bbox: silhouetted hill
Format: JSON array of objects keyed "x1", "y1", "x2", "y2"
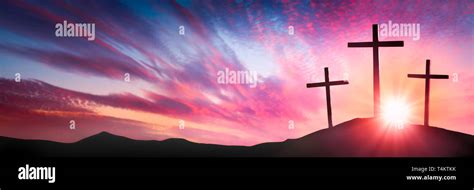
[
  {"x1": 1, "y1": 118, "x2": 473, "y2": 157},
  {"x1": 259, "y1": 118, "x2": 474, "y2": 157}
]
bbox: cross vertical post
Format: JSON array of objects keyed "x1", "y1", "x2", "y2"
[
  {"x1": 372, "y1": 25, "x2": 380, "y2": 119},
  {"x1": 324, "y1": 68, "x2": 333, "y2": 128},
  {"x1": 424, "y1": 60, "x2": 430, "y2": 127}
]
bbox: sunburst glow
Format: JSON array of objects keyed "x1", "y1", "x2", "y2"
[{"x1": 382, "y1": 98, "x2": 411, "y2": 129}]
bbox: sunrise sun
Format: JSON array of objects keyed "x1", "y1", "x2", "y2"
[{"x1": 382, "y1": 98, "x2": 411, "y2": 129}]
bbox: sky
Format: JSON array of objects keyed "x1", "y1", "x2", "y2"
[{"x1": 0, "y1": 0, "x2": 472, "y2": 146}]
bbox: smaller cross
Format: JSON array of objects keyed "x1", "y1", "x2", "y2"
[
  {"x1": 307, "y1": 67, "x2": 349, "y2": 128},
  {"x1": 407, "y1": 59, "x2": 449, "y2": 127}
]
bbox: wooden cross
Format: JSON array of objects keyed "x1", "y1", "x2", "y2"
[
  {"x1": 407, "y1": 59, "x2": 449, "y2": 127},
  {"x1": 307, "y1": 67, "x2": 349, "y2": 128},
  {"x1": 348, "y1": 24, "x2": 404, "y2": 117}
]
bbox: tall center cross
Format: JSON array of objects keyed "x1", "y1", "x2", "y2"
[{"x1": 348, "y1": 24, "x2": 404, "y2": 117}]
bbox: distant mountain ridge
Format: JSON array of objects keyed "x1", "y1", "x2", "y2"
[{"x1": 1, "y1": 118, "x2": 473, "y2": 157}]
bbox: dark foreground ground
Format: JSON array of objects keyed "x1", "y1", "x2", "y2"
[{"x1": 1, "y1": 118, "x2": 472, "y2": 189}]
